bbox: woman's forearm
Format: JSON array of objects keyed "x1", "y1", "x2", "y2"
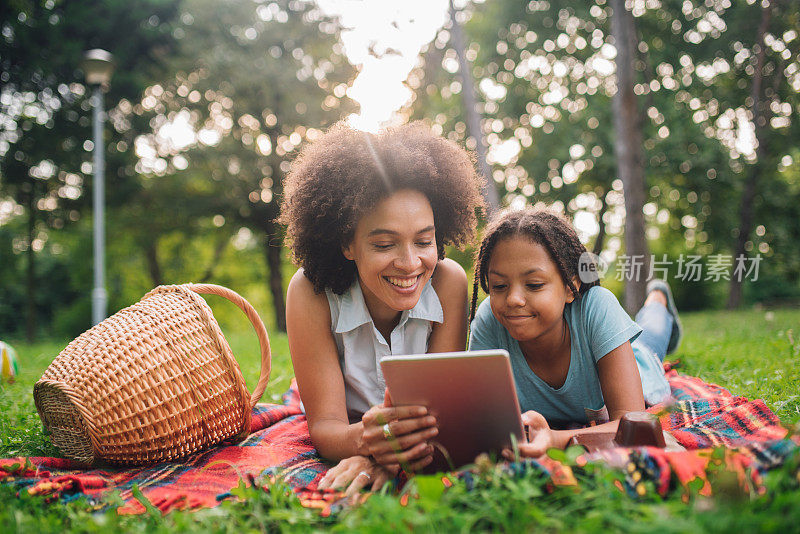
[{"x1": 309, "y1": 418, "x2": 369, "y2": 461}]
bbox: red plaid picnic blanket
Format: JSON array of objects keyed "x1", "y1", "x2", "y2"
[
  {"x1": 0, "y1": 382, "x2": 337, "y2": 514},
  {"x1": 2, "y1": 370, "x2": 797, "y2": 513},
  {"x1": 578, "y1": 369, "x2": 797, "y2": 498}
]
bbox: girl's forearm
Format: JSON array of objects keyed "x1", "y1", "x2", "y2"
[{"x1": 552, "y1": 419, "x2": 622, "y2": 449}]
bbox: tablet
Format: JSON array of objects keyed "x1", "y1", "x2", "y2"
[{"x1": 380, "y1": 350, "x2": 524, "y2": 471}]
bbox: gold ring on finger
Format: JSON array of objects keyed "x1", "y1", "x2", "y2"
[{"x1": 382, "y1": 422, "x2": 394, "y2": 440}]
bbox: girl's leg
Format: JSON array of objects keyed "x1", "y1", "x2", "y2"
[
  {"x1": 634, "y1": 279, "x2": 683, "y2": 360},
  {"x1": 631, "y1": 280, "x2": 682, "y2": 405},
  {"x1": 632, "y1": 343, "x2": 671, "y2": 405},
  {"x1": 634, "y1": 300, "x2": 673, "y2": 361}
]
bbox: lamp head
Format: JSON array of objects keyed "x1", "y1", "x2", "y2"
[{"x1": 81, "y1": 49, "x2": 114, "y2": 87}]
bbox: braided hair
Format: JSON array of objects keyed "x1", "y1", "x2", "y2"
[{"x1": 469, "y1": 208, "x2": 601, "y2": 323}]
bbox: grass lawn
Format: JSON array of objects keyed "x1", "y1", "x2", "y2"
[{"x1": 1, "y1": 307, "x2": 798, "y2": 532}]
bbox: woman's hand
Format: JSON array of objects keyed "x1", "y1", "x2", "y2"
[
  {"x1": 317, "y1": 455, "x2": 396, "y2": 496},
  {"x1": 360, "y1": 390, "x2": 437, "y2": 471},
  {"x1": 505, "y1": 410, "x2": 558, "y2": 459}
]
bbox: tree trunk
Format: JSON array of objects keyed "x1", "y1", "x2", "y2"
[
  {"x1": 144, "y1": 241, "x2": 163, "y2": 287},
  {"x1": 263, "y1": 127, "x2": 287, "y2": 333},
  {"x1": 263, "y1": 222, "x2": 286, "y2": 332},
  {"x1": 727, "y1": 3, "x2": 773, "y2": 309},
  {"x1": 199, "y1": 235, "x2": 228, "y2": 283},
  {"x1": 592, "y1": 190, "x2": 610, "y2": 256},
  {"x1": 449, "y1": 0, "x2": 500, "y2": 214},
  {"x1": 25, "y1": 187, "x2": 36, "y2": 342},
  {"x1": 611, "y1": 0, "x2": 650, "y2": 314}
]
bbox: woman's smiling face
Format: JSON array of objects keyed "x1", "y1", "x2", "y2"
[{"x1": 343, "y1": 189, "x2": 438, "y2": 319}]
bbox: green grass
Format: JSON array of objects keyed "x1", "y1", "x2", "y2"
[
  {"x1": 677, "y1": 308, "x2": 800, "y2": 426},
  {"x1": 1, "y1": 307, "x2": 799, "y2": 532}
]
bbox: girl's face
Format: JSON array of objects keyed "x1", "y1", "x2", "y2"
[
  {"x1": 343, "y1": 189, "x2": 438, "y2": 317},
  {"x1": 487, "y1": 236, "x2": 576, "y2": 344}
]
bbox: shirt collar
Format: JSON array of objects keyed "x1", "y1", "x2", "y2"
[
  {"x1": 334, "y1": 278, "x2": 444, "y2": 334},
  {"x1": 408, "y1": 278, "x2": 444, "y2": 324}
]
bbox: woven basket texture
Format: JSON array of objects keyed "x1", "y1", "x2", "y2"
[{"x1": 33, "y1": 284, "x2": 271, "y2": 466}]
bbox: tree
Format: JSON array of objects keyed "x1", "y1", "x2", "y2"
[
  {"x1": 404, "y1": 1, "x2": 642, "y2": 287},
  {"x1": 129, "y1": 0, "x2": 357, "y2": 331},
  {"x1": 405, "y1": 0, "x2": 800, "y2": 308},
  {"x1": 636, "y1": 0, "x2": 800, "y2": 306},
  {"x1": 0, "y1": 0, "x2": 181, "y2": 339},
  {"x1": 611, "y1": 0, "x2": 650, "y2": 312},
  {"x1": 448, "y1": 0, "x2": 500, "y2": 213}
]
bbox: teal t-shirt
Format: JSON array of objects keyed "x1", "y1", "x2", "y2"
[{"x1": 468, "y1": 286, "x2": 642, "y2": 426}]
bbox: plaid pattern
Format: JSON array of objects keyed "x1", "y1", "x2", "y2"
[
  {"x1": 581, "y1": 369, "x2": 796, "y2": 498},
  {"x1": 2, "y1": 370, "x2": 797, "y2": 513},
  {"x1": 1, "y1": 381, "x2": 335, "y2": 514}
]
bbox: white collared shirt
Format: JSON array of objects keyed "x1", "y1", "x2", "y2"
[{"x1": 325, "y1": 279, "x2": 444, "y2": 418}]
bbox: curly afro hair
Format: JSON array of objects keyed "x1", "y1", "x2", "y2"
[
  {"x1": 469, "y1": 207, "x2": 600, "y2": 322},
  {"x1": 279, "y1": 121, "x2": 486, "y2": 294}
]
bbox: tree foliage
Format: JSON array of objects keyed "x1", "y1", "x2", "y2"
[
  {"x1": 1, "y1": 0, "x2": 181, "y2": 338},
  {"x1": 3, "y1": 0, "x2": 800, "y2": 340},
  {"x1": 1, "y1": 0, "x2": 358, "y2": 337},
  {"x1": 125, "y1": 0, "x2": 357, "y2": 330},
  {"x1": 403, "y1": 0, "x2": 800, "y2": 307}
]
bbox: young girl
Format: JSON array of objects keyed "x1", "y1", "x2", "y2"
[
  {"x1": 469, "y1": 208, "x2": 681, "y2": 457},
  {"x1": 279, "y1": 122, "x2": 484, "y2": 492}
]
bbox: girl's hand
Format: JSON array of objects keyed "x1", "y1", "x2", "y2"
[
  {"x1": 360, "y1": 389, "x2": 437, "y2": 471},
  {"x1": 317, "y1": 455, "x2": 396, "y2": 496},
  {"x1": 504, "y1": 410, "x2": 556, "y2": 459}
]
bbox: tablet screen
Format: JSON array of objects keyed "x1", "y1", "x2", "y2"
[{"x1": 380, "y1": 350, "x2": 524, "y2": 471}]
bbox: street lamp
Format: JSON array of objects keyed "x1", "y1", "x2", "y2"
[{"x1": 81, "y1": 49, "x2": 114, "y2": 326}]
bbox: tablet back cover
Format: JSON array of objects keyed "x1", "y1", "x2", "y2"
[{"x1": 381, "y1": 351, "x2": 523, "y2": 470}]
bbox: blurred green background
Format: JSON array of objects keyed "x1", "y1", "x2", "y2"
[{"x1": 2, "y1": 0, "x2": 799, "y2": 345}]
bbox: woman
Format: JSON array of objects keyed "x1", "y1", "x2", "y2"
[{"x1": 279, "y1": 122, "x2": 485, "y2": 493}]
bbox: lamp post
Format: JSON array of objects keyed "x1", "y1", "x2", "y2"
[{"x1": 81, "y1": 49, "x2": 114, "y2": 326}]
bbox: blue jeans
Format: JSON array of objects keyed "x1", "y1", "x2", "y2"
[{"x1": 631, "y1": 303, "x2": 673, "y2": 405}]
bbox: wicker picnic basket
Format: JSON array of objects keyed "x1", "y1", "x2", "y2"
[{"x1": 33, "y1": 283, "x2": 271, "y2": 466}]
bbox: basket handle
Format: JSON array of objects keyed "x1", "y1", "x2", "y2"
[{"x1": 187, "y1": 283, "x2": 271, "y2": 409}]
